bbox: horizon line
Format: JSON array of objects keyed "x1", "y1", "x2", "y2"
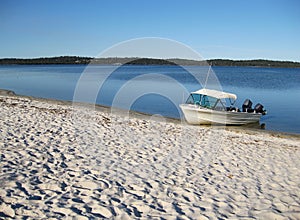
[{"x1": 0, "y1": 56, "x2": 299, "y2": 63}]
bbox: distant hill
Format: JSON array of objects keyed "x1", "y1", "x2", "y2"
[{"x1": 0, "y1": 56, "x2": 300, "y2": 68}]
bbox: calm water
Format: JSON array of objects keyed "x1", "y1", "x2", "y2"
[{"x1": 0, "y1": 65, "x2": 299, "y2": 134}]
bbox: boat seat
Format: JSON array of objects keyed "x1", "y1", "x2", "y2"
[
  {"x1": 245, "y1": 108, "x2": 254, "y2": 113},
  {"x1": 227, "y1": 106, "x2": 240, "y2": 112}
]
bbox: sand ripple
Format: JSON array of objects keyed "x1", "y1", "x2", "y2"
[{"x1": 0, "y1": 95, "x2": 299, "y2": 219}]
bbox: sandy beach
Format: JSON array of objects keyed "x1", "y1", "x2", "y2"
[{"x1": 0, "y1": 91, "x2": 299, "y2": 219}]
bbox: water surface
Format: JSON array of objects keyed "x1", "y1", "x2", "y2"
[{"x1": 0, "y1": 65, "x2": 299, "y2": 134}]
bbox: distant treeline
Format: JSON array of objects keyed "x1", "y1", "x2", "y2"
[
  {"x1": 207, "y1": 59, "x2": 300, "y2": 68},
  {"x1": 0, "y1": 56, "x2": 92, "y2": 65},
  {"x1": 1, "y1": 56, "x2": 300, "y2": 68}
]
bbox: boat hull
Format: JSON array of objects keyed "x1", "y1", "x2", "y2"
[{"x1": 180, "y1": 104, "x2": 262, "y2": 125}]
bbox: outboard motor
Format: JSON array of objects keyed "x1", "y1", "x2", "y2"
[
  {"x1": 242, "y1": 99, "x2": 253, "y2": 113},
  {"x1": 254, "y1": 103, "x2": 266, "y2": 115}
]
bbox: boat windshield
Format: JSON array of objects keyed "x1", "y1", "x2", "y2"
[{"x1": 186, "y1": 94, "x2": 220, "y2": 109}]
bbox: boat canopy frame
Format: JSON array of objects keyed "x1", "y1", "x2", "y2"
[
  {"x1": 191, "y1": 88, "x2": 237, "y2": 100},
  {"x1": 186, "y1": 88, "x2": 237, "y2": 110}
]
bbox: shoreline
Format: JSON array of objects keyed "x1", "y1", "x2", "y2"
[
  {"x1": 0, "y1": 88, "x2": 182, "y2": 124},
  {"x1": 0, "y1": 89, "x2": 299, "y2": 218},
  {"x1": 1, "y1": 88, "x2": 299, "y2": 138},
  {"x1": 1, "y1": 63, "x2": 300, "y2": 70}
]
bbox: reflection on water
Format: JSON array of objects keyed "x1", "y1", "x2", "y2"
[
  {"x1": 239, "y1": 122, "x2": 266, "y2": 130},
  {"x1": 0, "y1": 65, "x2": 299, "y2": 134}
]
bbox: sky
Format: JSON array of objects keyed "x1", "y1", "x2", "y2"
[{"x1": 0, "y1": 0, "x2": 299, "y2": 61}]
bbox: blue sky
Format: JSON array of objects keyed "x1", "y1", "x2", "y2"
[{"x1": 1, "y1": 0, "x2": 299, "y2": 61}]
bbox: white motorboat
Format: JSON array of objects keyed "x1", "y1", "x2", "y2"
[{"x1": 180, "y1": 88, "x2": 266, "y2": 125}]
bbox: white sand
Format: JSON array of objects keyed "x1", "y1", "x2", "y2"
[{"x1": 0, "y1": 94, "x2": 299, "y2": 219}]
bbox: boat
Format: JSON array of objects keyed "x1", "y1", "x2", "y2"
[{"x1": 179, "y1": 88, "x2": 266, "y2": 125}]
